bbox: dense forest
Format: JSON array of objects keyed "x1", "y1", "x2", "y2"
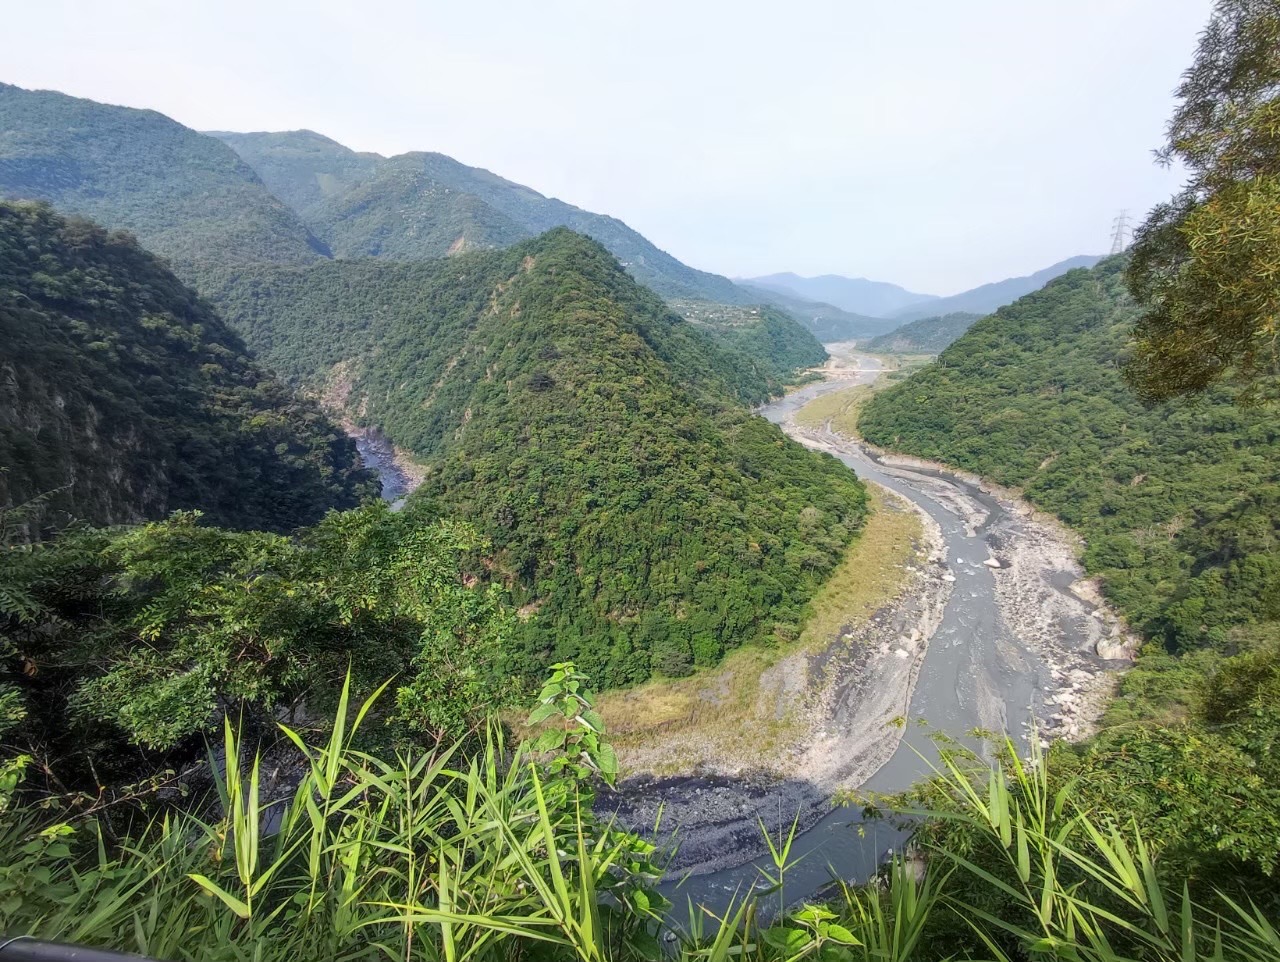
[
  {"x1": 214, "y1": 129, "x2": 758, "y2": 305},
  {"x1": 864, "y1": 311, "x2": 981, "y2": 354},
  {"x1": 0, "y1": 84, "x2": 327, "y2": 270},
  {"x1": 0, "y1": 201, "x2": 374, "y2": 535},
  {"x1": 675, "y1": 302, "x2": 828, "y2": 383},
  {"x1": 859, "y1": 255, "x2": 1280, "y2": 653},
  {"x1": 208, "y1": 229, "x2": 865, "y2": 687},
  {"x1": 3, "y1": 1, "x2": 1280, "y2": 956}
]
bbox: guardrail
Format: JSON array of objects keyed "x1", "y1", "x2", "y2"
[{"x1": 0, "y1": 937, "x2": 157, "y2": 962}]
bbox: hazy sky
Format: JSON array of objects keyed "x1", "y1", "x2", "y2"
[{"x1": 7, "y1": 0, "x2": 1213, "y2": 293}]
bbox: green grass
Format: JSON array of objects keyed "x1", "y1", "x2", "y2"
[{"x1": 594, "y1": 485, "x2": 922, "y2": 775}]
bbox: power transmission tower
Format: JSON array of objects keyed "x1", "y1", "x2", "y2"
[{"x1": 1109, "y1": 210, "x2": 1132, "y2": 255}]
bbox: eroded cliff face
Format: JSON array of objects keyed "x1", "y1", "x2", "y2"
[{"x1": 0, "y1": 201, "x2": 375, "y2": 539}]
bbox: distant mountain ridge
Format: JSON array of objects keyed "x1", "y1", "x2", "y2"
[
  {"x1": 886, "y1": 255, "x2": 1103, "y2": 321},
  {"x1": 0, "y1": 84, "x2": 778, "y2": 314},
  {"x1": 0, "y1": 83, "x2": 328, "y2": 270},
  {"x1": 733, "y1": 282, "x2": 896, "y2": 341},
  {"x1": 212, "y1": 129, "x2": 756, "y2": 305},
  {"x1": 741, "y1": 256, "x2": 1106, "y2": 333},
  {"x1": 739, "y1": 272, "x2": 937, "y2": 317}
]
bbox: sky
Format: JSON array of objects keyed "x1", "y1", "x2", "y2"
[{"x1": 6, "y1": 0, "x2": 1214, "y2": 294}]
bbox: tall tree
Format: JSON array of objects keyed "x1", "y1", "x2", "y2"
[{"x1": 1126, "y1": 0, "x2": 1280, "y2": 402}]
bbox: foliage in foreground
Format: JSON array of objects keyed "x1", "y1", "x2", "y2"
[
  {"x1": 0, "y1": 501, "x2": 511, "y2": 800},
  {"x1": 3, "y1": 657, "x2": 1280, "y2": 962},
  {"x1": 1125, "y1": 0, "x2": 1280, "y2": 402}
]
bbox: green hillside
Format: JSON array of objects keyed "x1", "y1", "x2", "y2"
[
  {"x1": 671, "y1": 300, "x2": 827, "y2": 383},
  {"x1": 864, "y1": 311, "x2": 982, "y2": 353},
  {"x1": 859, "y1": 256, "x2": 1280, "y2": 650},
  {"x1": 733, "y1": 282, "x2": 893, "y2": 340},
  {"x1": 0, "y1": 201, "x2": 375, "y2": 535},
  {"x1": 0, "y1": 84, "x2": 327, "y2": 269},
  {"x1": 208, "y1": 229, "x2": 866, "y2": 686},
  {"x1": 214, "y1": 129, "x2": 756, "y2": 304}
]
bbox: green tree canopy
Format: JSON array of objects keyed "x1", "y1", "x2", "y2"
[{"x1": 1126, "y1": 0, "x2": 1280, "y2": 402}]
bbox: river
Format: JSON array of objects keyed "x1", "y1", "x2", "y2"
[
  {"x1": 658, "y1": 349, "x2": 1117, "y2": 916},
  {"x1": 351, "y1": 352, "x2": 1119, "y2": 916}
]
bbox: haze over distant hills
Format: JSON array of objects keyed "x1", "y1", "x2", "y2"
[
  {"x1": 742, "y1": 255, "x2": 1105, "y2": 341},
  {"x1": 739, "y1": 272, "x2": 937, "y2": 318},
  {"x1": 212, "y1": 128, "x2": 755, "y2": 305},
  {"x1": 733, "y1": 282, "x2": 895, "y2": 341},
  {"x1": 885, "y1": 255, "x2": 1103, "y2": 322},
  {"x1": 0, "y1": 83, "x2": 768, "y2": 309},
  {"x1": 0, "y1": 83, "x2": 329, "y2": 270}
]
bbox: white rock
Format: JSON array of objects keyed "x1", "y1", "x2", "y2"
[{"x1": 983, "y1": 558, "x2": 1003, "y2": 569}]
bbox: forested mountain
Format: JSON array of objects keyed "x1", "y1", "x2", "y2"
[
  {"x1": 213, "y1": 129, "x2": 755, "y2": 305},
  {"x1": 0, "y1": 202, "x2": 375, "y2": 536},
  {"x1": 859, "y1": 255, "x2": 1280, "y2": 651},
  {"x1": 207, "y1": 229, "x2": 866, "y2": 686},
  {"x1": 741, "y1": 271, "x2": 937, "y2": 317},
  {"x1": 670, "y1": 301, "x2": 827, "y2": 384},
  {"x1": 885, "y1": 254, "x2": 1103, "y2": 322},
  {"x1": 0, "y1": 84, "x2": 327, "y2": 269},
  {"x1": 733, "y1": 282, "x2": 894, "y2": 340},
  {"x1": 864, "y1": 311, "x2": 982, "y2": 353}
]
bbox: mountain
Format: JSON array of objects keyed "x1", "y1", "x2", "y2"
[
  {"x1": 864, "y1": 312, "x2": 983, "y2": 354},
  {"x1": 212, "y1": 129, "x2": 756, "y2": 305},
  {"x1": 0, "y1": 84, "x2": 328, "y2": 270},
  {"x1": 886, "y1": 255, "x2": 1103, "y2": 322},
  {"x1": 0, "y1": 201, "x2": 375, "y2": 537},
  {"x1": 670, "y1": 301, "x2": 828, "y2": 385},
  {"x1": 739, "y1": 272, "x2": 938, "y2": 317},
  {"x1": 206, "y1": 229, "x2": 867, "y2": 687},
  {"x1": 734, "y1": 282, "x2": 896, "y2": 341},
  {"x1": 859, "y1": 255, "x2": 1280, "y2": 652}
]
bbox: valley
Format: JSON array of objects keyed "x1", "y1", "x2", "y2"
[
  {"x1": 4, "y1": 8, "x2": 1280, "y2": 955},
  {"x1": 337, "y1": 345, "x2": 1127, "y2": 899}
]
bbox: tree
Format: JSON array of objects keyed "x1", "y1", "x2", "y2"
[{"x1": 1125, "y1": 0, "x2": 1280, "y2": 402}]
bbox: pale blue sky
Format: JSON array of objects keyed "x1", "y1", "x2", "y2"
[{"x1": 7, "y1": 0, "x2": 1212, "y2": 293}]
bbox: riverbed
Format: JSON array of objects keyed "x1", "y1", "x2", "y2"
[{"x1": 650, "y1": 349, "x2": 1128, "y2": 915}]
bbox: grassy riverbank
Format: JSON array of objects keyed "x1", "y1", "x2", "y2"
[
  {"x1": 597, "y1": 484, "x2": 922, "y2": 776},
  {"x1": 794, "y1": 351, "x2": 931, "y2": 436}
]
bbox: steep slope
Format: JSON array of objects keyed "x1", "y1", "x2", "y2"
[
  {"x1": 214, "y1": 129, "x2": 755, "y2": 304},
  {"x1": 864, "y1": 312, "x2": 983, "y2": 354},
  {"x1": 886, "y1": 255, "x2": 1103, "y2": 322},
  {"x1": 740, "y1": 272, "x2": 937, "y2": 317},
  {"x1": 734, "y1": 282, "x2": 894, "y2": 340},
  {"x1": 859, "y1": 256, "x2": 1280, "y2": 651},
  {"x1": 0, "y1": 84, "x2": 328, "y2": 269},
  {"x1": 208, "y1": 229, "x2": 867, "y2": 686},
  {"x1": 0, "y1": 202, "x2": 375, "y2": 536},
  {"x1": 671, "y1": 301, "x2": 827, "y2": 383}
]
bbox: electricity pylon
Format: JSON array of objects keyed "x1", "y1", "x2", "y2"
[{"x1": 1109, "y1": 210, "x2": 1132, "y2": 255}]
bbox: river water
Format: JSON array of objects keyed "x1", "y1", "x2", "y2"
[
  {"x1": 662, "y1": 353, "x2": 1074, "y2": 915},
  {"x1": 351, "y1": 355, "x2": 1095, "y2": 917}
]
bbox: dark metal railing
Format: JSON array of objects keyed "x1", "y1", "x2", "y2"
[{"x1": 0, "y1": 937, "x2": 158, "y2": 962}]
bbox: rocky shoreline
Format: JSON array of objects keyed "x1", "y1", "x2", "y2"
[
  {"x1": 603, "y1": 370, "x2": 1134, "y2": 881},
  {"x1": 604, "y1": 485, "x2": 950, "y2": 875},
  {"x1": 346, "y1": 424, "x2": 426, "y2": 503}
]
